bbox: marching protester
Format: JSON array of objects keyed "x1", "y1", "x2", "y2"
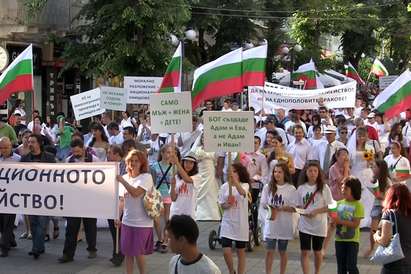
[
  {"x1": 88, "y1": 122, "x2": 110, "y2": 161},
  {"x1": 287, "y1": 125, "x2": 312, "y2": 187},
  {"x1": 267, "y1": 135, "x2": 295, "y2": 182},
  {"x1": 373, "y1": 183, "x2": 411, "y2": 274},
  {"x1": 116, "y1": 149, "x2": 154, "y2": 274},
  {"x1": 0, "y1": 114, "x2": 18, "y2": 146},
  {"x1": 331, "y1": 177, "x2": 364, "y2": 274},
  {"x1": 295, "y1": 161, "x2": 334, "y2": 274},
  {"x1": 363, "y1": 160, "x2": 391, "y2": 258},
  {"x1": 169, "y1": 153, "x2": 201, "y2": 219},
  {"x1": 218, "y1": 163, "x2": 250, "y2": 274},
  {"x1": 167, "y1": 215, "x2": 221, "y2": 274},
  {"x1": 20, "y1": 133, "x2": 56, "y2": 259},
  {"x1": 150, "y1": 144, "x2": 179, "y2": 253},
  {"x1": 0, "y1": 137, "x2": 20, "y2": 257},
  {"x1": 58, "y1": 139, "x2": 99, "y2": 263},
  {"x1": 260, "y1": 162, "x2": 296, "y2": 274}
]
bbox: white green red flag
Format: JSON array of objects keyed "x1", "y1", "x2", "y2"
[
  {"x1": 373, "y1": 69, "x2": 411, "y2": 119},
  {"x1": 371, "y1": 58, "x2": 389, "y2": 77},
  {"x1": 158, "y1": 42, "x2": 182, "y2": 93},
  {"x1": 242, "y1": 44, "x2": 267, "y2": 87},
  {"x1": 0, "y1": 44, "x2": 33, "y2": 105},
  {"x1": 345, "y1": 62, "x2": 365, "y2": 85},
  {"x1": 291, "y1": 59, "x2": 318, "y2": 89},
  {"x1": 192, "y1": 48, "x2": 243, "y2": 109}
]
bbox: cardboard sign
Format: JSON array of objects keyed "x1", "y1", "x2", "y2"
[
  {"x1": 0, "y1": 162, "x2": 118, "y2": 219},
  {"x1": 70, "y1": 88, "x2": 105, "y2": 121},
  {"x1": 203, "y1": 111, "x2": 254, "y2": 153},
  {"x1": 124, "y1": 76, "x2": 163, "y2": 104},
  {"x1": 100, "y1": 86, "x2": 127, "y2": 111},
  {"x1": 149, "y1": 92, "x2": 192, "y2": 134},
  {"x1": 379, "y1": 75, "x2": 399, "y2": 90}
]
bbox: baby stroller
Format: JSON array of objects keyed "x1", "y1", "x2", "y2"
[{"x1": 208, "y1": 183, "x2": 262, "y2": 252}]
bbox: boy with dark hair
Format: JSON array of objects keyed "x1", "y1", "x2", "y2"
[{"x1": 166, "y1": 215, "x2": 221, "y2": 274}]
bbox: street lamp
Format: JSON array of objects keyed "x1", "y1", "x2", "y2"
[
  {"x1": 279, "y1": 43, "x2": 302, "y2": 87},
  {"x1": 169, "y1": 29, "x2": 197, "y2": 90}
]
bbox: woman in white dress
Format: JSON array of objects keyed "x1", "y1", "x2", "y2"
[
  {"x1": 191, "y1": 134, "x2": 221, "y2": 221},
  {"x1": 347, "y1": 127, "x2": 381, "y2": 227}
]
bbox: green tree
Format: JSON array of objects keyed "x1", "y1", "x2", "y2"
[{"x1": 62, "y1": 0, "x2": 190, "y2": 78}]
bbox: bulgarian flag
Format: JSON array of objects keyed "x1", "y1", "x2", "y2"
[
  {"x1": 373, "y1": 69, "x2": 411, "y2": 119},
  {"x1": 345, "y1": 62, "x2": 365, "y2": 85},
  {"x1": 158, "y1": 42, "x2": 182, "y2": 93},
  {"x1": 291, "y1": 59, "x2": 318, "y2": 89},
  {"x1": 0, "y1": 45, "x2": 33, "y2": 105},
  {"x1": 192, "y1": 48, "x2": 243, "y2": 109},
  {"x1": 242, "y1": 44, "x2": 267, "y2": 87},
  {"x1": 367, "y1": 180, "x2": 383, "y2": 199},
  {"x1": 371, "y1": 58, "x2": 389, "y2": 77},
  {"x1": 328, "y1": 200, "x2": 338, "y2": 219}
]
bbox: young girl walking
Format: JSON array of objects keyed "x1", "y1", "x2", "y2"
[
  {"x1": 260, "y1": 162, "x2": 296, "y2": 274},
  {"x1": 295, "y1": 161, "x2": 334, "y2": 274},
  {"x1": 218, "y1": 163, "x2": 250, "y2": 274}
]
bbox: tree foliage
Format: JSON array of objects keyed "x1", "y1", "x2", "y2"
[{"x1": 62, "y1": 0, "x2": 190, "y2": 78}]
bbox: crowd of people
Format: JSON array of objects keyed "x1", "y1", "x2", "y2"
[{"x1": 0, "y1": 96, "x2": 411, "y2": 274}]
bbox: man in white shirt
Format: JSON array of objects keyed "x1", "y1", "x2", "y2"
[
  {"x1": 284, "y1": 110, "x2": 307, "y2": 134},
  {"x1": 167, "y1": 215, "x2": 221, "y2": 274},
  {"x1": 310, "y1": 125, "x2": 345, "y2": 177},
  {"x1": 287, "y1": 125, "x2": 312, "y2": 187},
  {"x1": 107, "y1": 122, "x2": 124, "y2": 145}
]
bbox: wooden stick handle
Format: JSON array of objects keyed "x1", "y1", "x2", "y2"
[
  {"x1": 115, "y1": 225, "x2": 119, "y2": 254},
  {"x1": 228, "y1": 152, "x2": 232, "y2": 196}
]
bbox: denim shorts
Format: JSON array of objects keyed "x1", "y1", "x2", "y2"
[{"x1": 265, "y1": 238, "x2": 289, "y2": 251}]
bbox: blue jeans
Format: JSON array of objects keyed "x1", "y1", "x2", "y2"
[
  {"x1": 335, "y1": 241, "x2": 359, "y2": 274},
  {"x1": 57, "y1": 146, "x2": 70, "y2": 161},
  {"x1": 29, "y1": 216, "x2": 49, "y2": 253}
]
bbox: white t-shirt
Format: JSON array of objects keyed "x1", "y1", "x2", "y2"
[
  {"x1": 170, "y1": 174, "x2": 201, "y2": 218},
  {"x1": 218, "y1": 182, "x2": 249, "y2": 241},
  {"x1": 169, "y1": 254, "x2": 221, "y2": 274},
  {"x1": 260, "y1": 183, "x2": 296, "y2": 240},
  {"x1": 119, "y1": 173, "x2": 154, "y2": 228},
  {"x1": 295, "y1": 183, "x2": 334, "y2": 237},
  {"x1": 384, "y1": 154, "x2": 410, "y2": 184}
]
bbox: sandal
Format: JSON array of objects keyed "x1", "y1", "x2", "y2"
[{"x1": 19, "y1": 232, "x2": 28, "y2": 239}]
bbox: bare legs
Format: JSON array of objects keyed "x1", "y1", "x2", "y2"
[
  {"x1": 265, "y1": 250, "x2": 288, "y2": 274},
  {"x1": 223, "y1": 247, "x2": 246, "y2": 274},
  {"x1": 125, "y1": 255, "x2": 146, "y2": 274}
]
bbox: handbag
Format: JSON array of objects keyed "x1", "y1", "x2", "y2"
[
  {"x1": 143, "y1": 186, "x2": 164, "y2": 219},
  {"x1": 370, "y1": 210, "x2": 405, "y2": 265}
]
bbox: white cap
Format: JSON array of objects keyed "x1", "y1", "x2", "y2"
[{"x1": 324, "y1": 125, "x2": 337, "y2": 134}]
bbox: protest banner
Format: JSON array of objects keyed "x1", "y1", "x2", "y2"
[
  {"x1": 0, "y1": 162, "x2": 118, "y2": 219},
  {"x1": 249, "y1": 81, "x2": 356, "y2": 111},
  {"x1": 124, "y1": 76, "x2": 163, "y2": 104},
  {"x1": 203, "y1": 111, "x2": 254, "y2": 153},
  {"x1": 70, "y1": 88, "x2": 105, "y2": 121},
  {"x1": 100, "y1": 86, "x2": 127, "y2": 111},
  {"x1": 379, "y1": 75, "x2": 399, "y2": 90},
  {"x1": 149, "y1": 92, "x2": 192, "y2": 134}
]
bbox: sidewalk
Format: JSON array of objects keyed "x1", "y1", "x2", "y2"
[{"x1": 0, "y1": 221, "x2": 381, "y2": 274}]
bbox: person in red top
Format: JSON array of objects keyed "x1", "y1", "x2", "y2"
[{"x1": 352, "y1": 118, "x2": 379, "y2": 141}]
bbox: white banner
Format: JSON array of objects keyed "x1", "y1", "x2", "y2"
[
  {"x1": 100, "y1": 86, "x2": 127, "y2": 111},
  {"x1": 149, "y1": 92, "x2": 192, "y2": 134},
  {"x1": 124, "y1": 76, "x2": 163, "y2": 104},
  {"x1": 0, "y1": 162, "x2": 118, "y2": 219},
  {"x1": 249, "y1": 81, "x2": 356, "y2": 112},
  {"x1": 70, "y1": 88, "x2": 105, "y2": 121},
  {"x1": 203, "y1": 111, "x2": 254, "y2": 153}
]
